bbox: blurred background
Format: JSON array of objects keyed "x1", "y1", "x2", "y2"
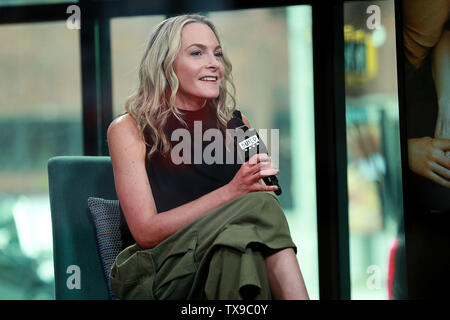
[
  {"x1": 0, "y1": 0, "x2": 406, "y2": 300},
  {"x1": 343, "y1": 0, "x2": 406, "y2": 299}
]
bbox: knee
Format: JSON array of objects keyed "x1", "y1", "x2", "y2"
[{"x1": 243, "y1": 191, "x2": 279, "y2": 206}]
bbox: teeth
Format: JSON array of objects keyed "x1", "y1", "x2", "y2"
[{"x1": 200, "y1": 77, "x2": 216, "y2": 81}]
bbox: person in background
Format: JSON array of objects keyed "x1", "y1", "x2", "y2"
[
  {"x1": 400, "y1": 0, "x2": 450, "y2": 299},
  {"x1": 404, "y1": 0, "x2": 450, "y2": 187}
]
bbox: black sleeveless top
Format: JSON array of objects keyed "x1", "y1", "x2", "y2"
[{"x1": 120, "y1": 104, "x2": 242, "y2": 248}]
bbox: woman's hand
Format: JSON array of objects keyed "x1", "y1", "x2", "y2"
[
  {"x1": 225, "y1": 153, "x2": 280, "y2": 199},
  {"x1": 408, "y1": 137, "x2": 450, "y2": 188}
]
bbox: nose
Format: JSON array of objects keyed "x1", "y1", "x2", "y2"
[{"x1": 207, "y1": 52, "x2": 220, "y2": 69}]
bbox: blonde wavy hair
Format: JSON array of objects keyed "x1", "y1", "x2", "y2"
[{"x1": 125, "y1": 14, "x2": 236, "y2": 160}]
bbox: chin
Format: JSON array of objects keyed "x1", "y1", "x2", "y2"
[{"x1": 200, "y1": 91, "x2": 220, "y2": 99}]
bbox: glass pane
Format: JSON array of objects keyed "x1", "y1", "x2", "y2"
[
  {"x1": 0, "y1": 21, "x2": 82, "y2": 299},
  {"x1": 210, "y1": 6, "x2": 318, "y2": 299},
  {"x1": 111, "y1": 15, "x2": 166, "y2": 117},
  {"x1": 343, "y1": 0, "x2": 407, "y2": 299},
  {"x1": 0, "y1": 0, "x2": 77, "y2": 6}
]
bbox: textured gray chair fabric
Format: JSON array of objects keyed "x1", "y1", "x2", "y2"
[{"x1": 87, "y1": 197, "x2": 122, "y2": 299}]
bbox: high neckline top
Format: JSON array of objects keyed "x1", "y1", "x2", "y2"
[{"x1": 120, "y1": 104, "x2": 242, "y2": 248}]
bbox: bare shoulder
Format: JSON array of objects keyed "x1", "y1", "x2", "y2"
[
  {"x1": 108, "y1": 114, "x2": 144, "y2": 142},
  {"x1": 107, "y1": 113, "x2": 146, "y2": 157}
]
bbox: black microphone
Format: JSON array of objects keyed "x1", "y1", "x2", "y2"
[{"x1": 227, "y1": 115, "x2": 282, "y2": 196}]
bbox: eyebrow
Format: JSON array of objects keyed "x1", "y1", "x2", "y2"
[{"x1": 186, "y1": 43, "x2": 222, "y2": 50}]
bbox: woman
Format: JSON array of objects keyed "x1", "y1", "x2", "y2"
[{"x1": 107, "y1": 14, "x2": 309, "y2": 300}]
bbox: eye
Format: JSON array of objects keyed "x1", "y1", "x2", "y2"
[
  {"x1": 190, "y1": 51, "x2": 201, "y2": 56},
  {"x1": 215, "y1": 52, "x2": 223, "y2": 57}
]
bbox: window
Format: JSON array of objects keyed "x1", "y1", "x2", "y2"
[
  {"x1": 111, "y1": 15, "x2": 166, "y2": 117},
  {"x1": 0, "y1": 21, "x2": 82, "y2": 299},
  {"x1": 210, "y1": 6, "x2": 319, "y2": 299},
  {"x1": 343, "y1": 0, "x2": 406, "y2": 299}
]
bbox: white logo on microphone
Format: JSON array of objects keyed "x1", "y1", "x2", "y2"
[{"x1": 238, "y1": 135, "x2": 259, "y2": 151}]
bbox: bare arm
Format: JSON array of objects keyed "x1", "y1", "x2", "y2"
[
  {"x1": 108, "y1": 114, "x2": 278, "y2": 249},
  {"x1": 432, "y1": 29, "x2": 450, "y2": 140}
]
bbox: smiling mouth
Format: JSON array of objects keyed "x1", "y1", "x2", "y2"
[{"x1": 199, "y1": 76, "x2": 218, "y2": 82}]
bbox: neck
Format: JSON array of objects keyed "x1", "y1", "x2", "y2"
[{"x1": 175, "y1": 97, "x2": 207, "y2": 111}]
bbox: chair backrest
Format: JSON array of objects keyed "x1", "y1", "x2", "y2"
[{"x1": 48, "y1": 156, "x2": 117, "y2": 300}]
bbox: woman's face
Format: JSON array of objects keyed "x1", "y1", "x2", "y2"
[{"x1": 172, "y1": 22, "x2": 225, "y2": 110}]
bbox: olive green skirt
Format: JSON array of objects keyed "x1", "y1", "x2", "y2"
[{"x1": 109, "y1": 191, "x2": 297, "y2": 300}]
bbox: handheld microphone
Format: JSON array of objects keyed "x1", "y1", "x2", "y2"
[{"x1": 227, "y1": 116, "x2": 282, "y2": 196}]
